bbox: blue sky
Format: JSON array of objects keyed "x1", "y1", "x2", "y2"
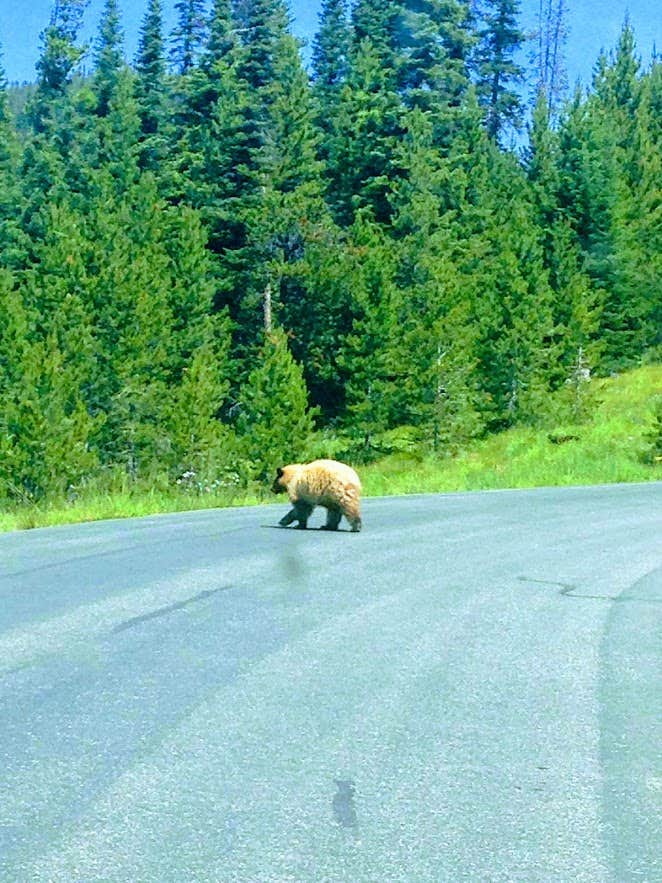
[{"x1": 0, "y1": 0, "x2": 658, "y2": 88}]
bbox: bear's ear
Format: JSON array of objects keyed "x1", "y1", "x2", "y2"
[{"x1": 276, "y1": 466, "x2": 284, "y2": 478}]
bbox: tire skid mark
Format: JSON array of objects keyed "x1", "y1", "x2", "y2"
[
  {"x1": 0, "y1": 561, "x2": 263, "y2": 678},
  {"x1": 598, "y1": 565, "x2": 662, "y2": 880},
  {"x1": 111, "y1": 585, "x2": 233, "y2": 634}
]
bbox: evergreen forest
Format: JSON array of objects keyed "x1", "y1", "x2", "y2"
[{"x1": 0, "y1": 0, "x2": 660, "y2": 506}]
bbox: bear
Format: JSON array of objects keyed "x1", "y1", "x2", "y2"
[{"x1": 272, "y1": 459, "x2": 362, "y2": 532}]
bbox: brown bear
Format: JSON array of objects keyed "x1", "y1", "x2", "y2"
[{"x1": 272, "y1": 459, "x2": 362, "y2": 532}]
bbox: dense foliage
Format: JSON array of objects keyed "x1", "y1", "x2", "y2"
[{"x1": 0, "y1": 0, "x2": 659, "y2": 503}]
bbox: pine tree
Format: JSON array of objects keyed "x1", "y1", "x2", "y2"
[
  {"x1": 88, "y1": 66, "x2": 141, "y2": 195},
  {"x1": 207, "y1": 0, "x2": 237, "y2": 64},
  {"x1": 0, "y1": 329, "x2": 99, "y2": 503},
  {"x1": 351, "y1": 0, "x2": 400, "y2": 73},
  {"x1": 22, "y1": 199, "x2": 95, "y2": 351},
  {"x1": 179, "y1": 0, "x2": 243, "y2": 172},
  {"x1": 525, "y1": 93, "x2": 602, "y2": 393},
  {"x1": 162, "y1": 201, "x2": 234, "y2": 393},
  {"x1": 247, "y1": 34, "x2": 327, "y2": 347},
  {"x1": 642, "y1": 396, "x2": 662, "y2": 465},
  {"x1": 254, "y1": 35, "x2": 324, "y2": 208},
  {"x1": 398, "y1": 0, "x2": 475, "y2": 116},
  {"x1": 183, "y1": 2, "x2": 329, "y2": 372},
  {"x1": 336, "y1": 212, "x2": 399, "y2": 451},
  {"x1": 135, "y1": 0, "x2": 170, "y2": 171},
  {"x1": 312, "y1": 0, "x2": 351, "y2": 99},
  {"x1": 234, "y1": 0, "x2": 291, "y2": 94},
  {"x1": 69, "y1": 167, "x2": 236, "y2": 483},
  {"x1": 340, "y1": 0, "x2": 404, "y2": 208},
  {"x1": 311, "y1": 0, "x2": 351, "y2": 143},
  {"x1": 545, "y1": 218, "x2": 602, "y2": 397},
  {"x1": 168, "y1": 337, "x2": 239, "y2": 485},
  {"x1": 164, "y1": 207, "x2": 237, "y2": 481},
  {"x1": 183, "y1": 56, "x2": 253, "y2": 257},
  {"x1": 557, "y1": 26, "x2": 656, "y2": 370},
  {"x1": 292, "y1": 225, "x2": 358, "y2": 419},
  {"x1": 171, "y1": 0, "x2": 207, "y2": 74},
  {"x1": 174, "y1": 0, "x2": 255, "y2": 356},
  {"x1": 235, "y1": 328, "x2": 315, "y2": 481},
  {"x1": 0, "y1": 47, "x2": 23, "y2": 270},
  {"x1": 83, "y1": 0, "x2": 141, "y2": 196},
  {"x1": 31, "y1": 0, "x2": 88, "y2": 124},
  {"x1": 0, "y1": 223, "x2": 100, "y2": 502},
  {"x1": 185, "y1": 0, "x2": 237, "y2": 121},
  {"x1": 326, "y1": 38, "x2": 404, "y2": 224},
  {"x1": 76, "y1": 174, "x2": 176, "y2": 476},
  {"x1": 0, "y1": 269, "x2": 29, "y2": 401},
  {"x1": 593, "y1": 19, "x2": 640, "y2": 132},
  {"x1": 611, "y1": 55, "x2": 662, "y2": 362},
  {"x1": 389, "y1": 109, "x2": 485, "y2": 447},
  {"x1": 93, "y1": 0, "x2": 124, "y2": 117},
  {"x1": 0, "y1": 45, "x2": 13, "y2": 165},
  {"x1": 471, "y1": 152, "x2": 559, "y2": 427},
  {"x1": 19, "y1": 0, "x2": 88, "y2": 242},
  {"x1": 525, "y1": 89, "x2": 559, "y2": 230},
  {"x1": 474, "y1": 0, "x2": 525, "y2": 141}
]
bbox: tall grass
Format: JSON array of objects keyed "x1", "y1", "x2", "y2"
[{"x1": 1, "y1": 365, "x2": 659, "y2": 533}]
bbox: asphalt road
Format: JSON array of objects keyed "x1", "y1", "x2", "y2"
[{"x1": 0, "y1": 484, "x2": 660, "y2": 882}]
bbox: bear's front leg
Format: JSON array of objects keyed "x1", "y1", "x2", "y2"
[{"x1": 279, "y1": 500, "x2": 313, "y2": 529}]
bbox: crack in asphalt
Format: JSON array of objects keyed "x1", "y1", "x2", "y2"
[{"x1": 517, "y1": 576, "x2": 662, "y2": 603}]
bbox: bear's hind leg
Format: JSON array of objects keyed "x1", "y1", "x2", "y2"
[
  {"x1": 320, "y1": 507, "x2": 342, "y2": 531},
  {"x1": 347, "y1": 515, "x2": 362, "y2": 532},
  {"x1": 342, "y1": 499, "x2": 362, "y2": 532}
]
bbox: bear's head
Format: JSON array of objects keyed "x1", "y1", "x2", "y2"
[
  {"x1": 272, "y1": 463, "x2": 303, "y2": 494},
  {"x1": 272, "y1": 466, "x2": 286, "y2": 494}
]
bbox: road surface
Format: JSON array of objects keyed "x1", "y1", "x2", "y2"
[{"x1": 0, "y1": 483, "x2": 660, "y2": 882}]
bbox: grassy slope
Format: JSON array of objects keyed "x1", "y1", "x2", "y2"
[
  {"x1": 1, "y1": 365, "x2": 660, "y2": 533},
  {"x1": 361, "y1": 364, "x2": 662, "y2": 496}
]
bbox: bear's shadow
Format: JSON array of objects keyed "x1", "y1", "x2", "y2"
[{"x1": 262, "y1": 524, "x2": 353, "y2": 532}]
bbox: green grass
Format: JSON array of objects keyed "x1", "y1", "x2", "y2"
[
  {"x1": 0, "y1": 487, "x2": 268, "y2": 534},
  {"x1": 361, "y1": 364, "x2": 662, "y2": 496},
  {"x1": 1, "y1": 365, "x2": 660, "y2": 533}
]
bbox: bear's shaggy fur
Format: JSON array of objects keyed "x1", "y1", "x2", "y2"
[{"x1": 272, "y1": 459, "x2": 362, "y2": 532}]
